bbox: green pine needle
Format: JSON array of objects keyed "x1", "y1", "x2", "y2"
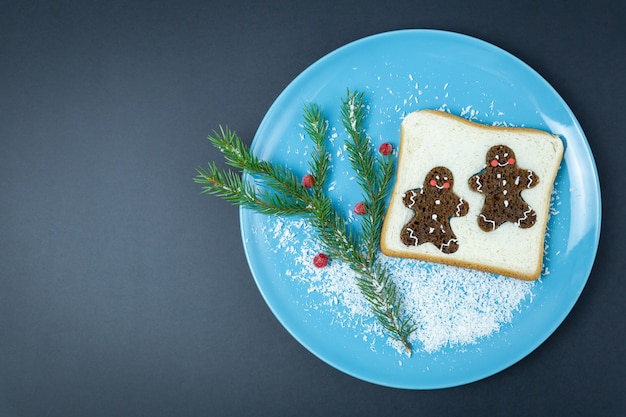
[
  {"x1": 339, "y1": 89, "x2": 415, "y2": 352},
  {"x1": 195, "y1": 91, "x2": 415, "y2": 354}
]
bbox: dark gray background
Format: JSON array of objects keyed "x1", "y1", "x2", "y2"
[{"x1": 1, "y1": 1, "x2": 624, "y2": 416}]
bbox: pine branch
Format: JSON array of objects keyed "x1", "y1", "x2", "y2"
[
  {"x1": 363, "y1": 152, "x2": 395, "y2": 263},
  {"x1": 194, "y1": 164, "x2": 308, "y2": 216},
  {"x1": 339, "y1": 89, "x2": 414, "y2": 352},
  {"x1": 196, "y1": 92, "x2": 415, "y2": 354},
  {"x1": 306, "y1": 196, "x2": 415, "y2": 354},
  {"x1": 356, "y1": 262, "x2": 415, "y2": 351},
  {"x1": 308, "y1": 195, "x2": 362, "y2": 265},
  {"x1": 341, "y1": 91, "x2": 382, "y2": 263},
  {"x1": 207, "y1": 126, "x2": 311, "y2": 203},
  {"x1": 303, "y1": 103, "x2": 330, "y2": 196},
  {"x1": 341, "y1": 91, "x2": 378, "y2": 203}
]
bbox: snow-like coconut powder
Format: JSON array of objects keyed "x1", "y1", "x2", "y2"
[{"x1": 258, "y1": 217, "x2": 536, "y2": 355}]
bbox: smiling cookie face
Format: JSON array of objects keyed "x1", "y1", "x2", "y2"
[
  {"x1": 424, "y1": 166, "x2": 454, "y2": 190},
  {"x1": 486, "y1": 145, "x2": 516, "y2": 168}
]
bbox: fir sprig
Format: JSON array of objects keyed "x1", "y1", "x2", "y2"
[
  {"x1": 341, "y1": 90, "x2": 396, "y2": 266},
  {"x1": 195, "y1": 129, "x2": 309, "y2": 216},
  {"x1": 303, "y1": 103, "x2": 330, "y2": 195},
  {"x1": 205, "y1": 126, "x2": 310, "y2": 203},
  {"x1": 195, "y1": 92, "x2": 415, "y2": 354},
  {"x1": 340, "y1": 90, "x2": 414, "y2": 351}
]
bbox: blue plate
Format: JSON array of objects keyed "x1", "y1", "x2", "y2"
[{"x1": 239, "y1": 30, "x2": 601, "y2": 389}]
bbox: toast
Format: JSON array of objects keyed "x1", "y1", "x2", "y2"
[{"x1": 380, "y1": 110, "x2": 564, "y2": 280}]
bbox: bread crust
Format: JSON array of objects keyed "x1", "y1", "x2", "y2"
[{"x1": 380, "y1": 110, "x2": 564, "y2": 281}]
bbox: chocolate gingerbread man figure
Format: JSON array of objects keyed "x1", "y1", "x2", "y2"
[
  {"x1": 468, "y1": 144, "x2": 539, "y2": 231},
  {"x1": 401, "y1": 166, "x2": 469, "y2": 254}
]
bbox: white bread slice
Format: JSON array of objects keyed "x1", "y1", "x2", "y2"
[{"x1": 380, "y1": 110, "x2": 564, "y2": 281}]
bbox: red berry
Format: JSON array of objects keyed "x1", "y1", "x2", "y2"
[
  {"x1": 354, "y1": 201, "x2": 367, "y2": 215},
  {"x1": 313, "y1": 253, "x2": 329, "y2": 268},
  {"x1": 302, "y1": 174, "x2": 315, "y2": 188},
  {"x1": 378, "y1": 143, "x2": 393, "y2": 156}
]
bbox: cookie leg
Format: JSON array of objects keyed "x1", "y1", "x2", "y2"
[
  {"x1": 440, "y1": 237, "x2": 459, "y2": 254},
  {"x1": 400, "y1": 224, "x2": 420, "y2": 246},
  {"x1": 515, "y1": 207, "x2": 537, "y2": 228},
  {"x1": 433, "y1": 223, "x2": 459, "y2": 254},
  {"x1": 477, "y1": 212, "x2": 498, "y2": 232}
]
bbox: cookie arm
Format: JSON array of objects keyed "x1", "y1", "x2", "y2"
[
  {"x1": 514, "y1": 169, "x2": 540, "y2": 189},
  {"x1": 402, "y1": 189, "x2": 422, "y2": 209},
  {"x1": 468, "y1": 173, "x2": 485, "y2": 193},
  {"x1": 455, "y1": 197, "x2": 470, "y2": 217},
  {"x1": 526, "y1": 169, "x2": 539, "y2": 189}
]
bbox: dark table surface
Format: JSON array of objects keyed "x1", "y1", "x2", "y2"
[{"x1": 1, "y1": 1, "x2": 624, "y2": 416}]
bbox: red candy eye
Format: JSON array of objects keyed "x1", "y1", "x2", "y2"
[
  {"x1": 508, "y1": 158, "x2": 515, "y2": 165},
  {"x1": 490, "y1": 160, "x2": 498, "y2": 167},
  {"x1": 430, "y1": 179, "x2": 437, "y2": 186},
  {"x1": 443, "y1": 182, "x2": 450, "y2": 189}
]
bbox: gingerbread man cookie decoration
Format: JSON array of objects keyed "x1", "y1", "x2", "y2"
[
  {"x1": 401, "y1": 166, "x2": 469, "y2": 254},
  {"x1": 468, "y1": 144, "x2": 540, "y2": 231}
]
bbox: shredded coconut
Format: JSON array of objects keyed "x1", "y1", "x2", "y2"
[{"x1": 256, "y1": 217, "x2": 535, "y2": 355}]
